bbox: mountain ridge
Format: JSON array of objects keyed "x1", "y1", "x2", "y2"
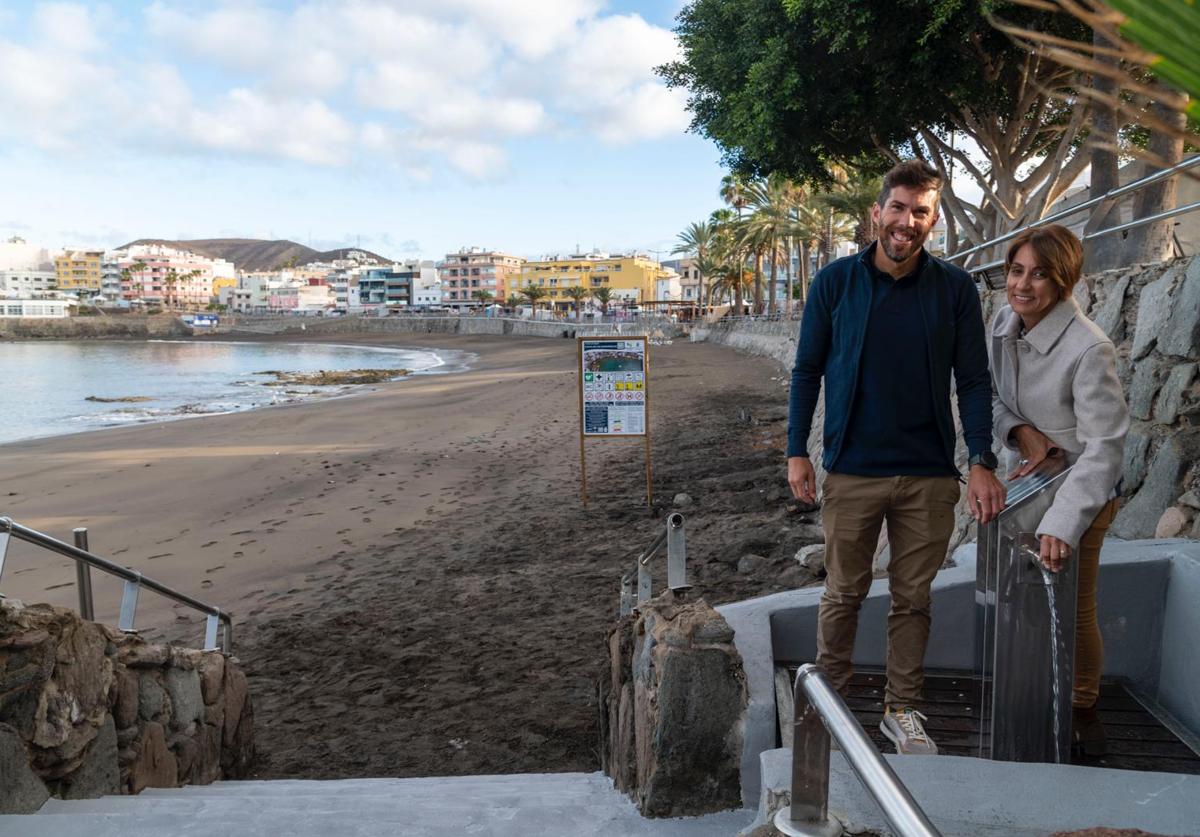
[{"x1": 118, "y1": 238, "x2": 394, "y2": 273}]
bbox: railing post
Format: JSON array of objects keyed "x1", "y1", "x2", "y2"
[
  {"x1": 72, "y1": 528, "x2": 96, "y2": 622},
  {"x1": 620, "y1": 575, "x2": 633, "y2": 617},
  {"x1": 637, "y1": 561, "x2": 651, "y2": 606},
  {"x1": 118, "y1": 576, "x2": 141, "y2": 633},
  {"x1": 665, "y1": 513, "x2": 688, "y2": 592},
  {"x1": 776, "y1": 666, "x2": 843, "y2": 837},
  {"x1": 0, "y1": 518, "x2": 10, "y2": 588}
]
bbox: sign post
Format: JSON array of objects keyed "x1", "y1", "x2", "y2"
[{"x1": 578, "y1": 336, "x2": 652, "y2": 508}]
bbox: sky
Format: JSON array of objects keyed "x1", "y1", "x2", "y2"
[{"x1": 0, "y1": 0, "x2": 729, "y2": 261}]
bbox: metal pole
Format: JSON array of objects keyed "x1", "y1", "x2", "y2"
[
  {"x1": 946, "y1": 155, "x2": 1200, "y2": 264},
  {"x1": 665, "y1": 513, "x2": 688, "y2": 591},
  {"x1": 72, "y1": 528, "x2": 96, "y2": 622},
  {"x1": 775, "y1": 665, "x2": 941, "y2": 837}
]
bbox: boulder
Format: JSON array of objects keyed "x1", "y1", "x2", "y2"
[
  {"x1": 1130, "y1": 272, "x2": 1177, "y2": 361},
  {"x1": 0, "y1": 722, "x2": 49, "y2": 814},
  {"x1": 128, "y1": 722, "x2": 177, "y2": 794},
  {"x1": 1158, "y1": 258, "x2": 1200, "y2": 357},
  {"x1": 165, "y1": 668, "x2": 204, "y2": 732},
  {"x1": 57, "y1": 716, "x2": 119, "y2": 800},
  {"x1": 1092, "y1": 274, "x2": 1130, "y2": 341},
  {"x1": 616, "y1": 592, "x2": 745, "y2": 818},
  {"x1": 1154, "y1": 507, "x2": 1190, "y2": 539},
  {"x1": 1153, "y1": 362, "x2": 1196, "y2": 425},
  {"x1": 138, "y1": 672, "x2": 167, "y2": 723},
  {"x1": 794, "y1": 544, "x2": 826, "y2": 576},
  {"x1": 672, "y1": 492, "x2": 694, "y2": 508},
  {"x1": 737, "y1": 554, "x2": 767, "y2": 575},
  {"x1": 1127, "y1": 362, "x2": 1163, "y2": 421},
  {"x1": 1113, "y1": 438, "x2": 1190, "y2": 539},
  {"x1": 1120, "y1": 428, "x2": 1153, "y2": 495},
  {"x1": 197, "y1": 653, "x2": 225, "y2": 705},
  {"x1": 112, "y1": 668, "x2": 139, "y2": 730}
]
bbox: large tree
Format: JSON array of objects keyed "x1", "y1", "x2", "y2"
[{"x1": 661, "y1": 0, "x2": 1093, "y2": 257}]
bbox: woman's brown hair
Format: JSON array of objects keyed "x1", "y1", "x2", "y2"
[{"x1": 1004, "y1": 223, "x2": 1084, "y2": 299}]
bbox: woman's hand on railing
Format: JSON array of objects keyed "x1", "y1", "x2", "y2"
[{"x1": 1007, "y1": 424, "x2": 1060, "y2": 479}]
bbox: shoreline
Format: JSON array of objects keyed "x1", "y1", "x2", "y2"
[{"x1": 0, "y1": 336, "x2": 477, "y2": 448}]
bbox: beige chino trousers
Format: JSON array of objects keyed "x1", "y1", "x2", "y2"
[{"x1": 816, "y1": 472, "x2": 961, "y2": 708}]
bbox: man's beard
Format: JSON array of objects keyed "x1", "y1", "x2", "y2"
[{"x1": 880, "y1": 224, "x2": 925, "y2": 263}]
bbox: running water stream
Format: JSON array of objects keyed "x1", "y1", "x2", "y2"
[{"x1": 1039, "y1": 562, "x2": 1066, "y2": 763}]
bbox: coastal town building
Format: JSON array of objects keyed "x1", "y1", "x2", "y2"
[
  {"x1": 358, "y1": 261, "x2": 435, "y2": 311},
  {"x1": 517, "y1": 252, "x2": 669, "y2": 312},
  {"x1": 0, "y1": 236, "x2": 53, "y2": 273},
  {"x1": 114, "y1": 244, "x2": 237, "y2": 308},
  {"x1": 268, "y1": 282, "x2": 335, "y2": 313},
  {"x1": 662, "y1": 258, "x2": 701, "y2": 304},
  {"x1": 100, "y1": 256, "x2": 124, "y2": 304},
  {"x1": 437, "y1": 248, "x2": 524, "y2": 309},
  {"x1": 54, "y1": 249, "x2": 103, "y2": 296},
  {"x1": 0, "y1": 297, "x2": 71, "y2": 318},
  {"x1": 0, "y1": 269, "x2": 57, "y2": 296}
]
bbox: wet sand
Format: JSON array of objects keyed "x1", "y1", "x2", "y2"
[{"x1": 0, "y1": 332, "x2": 815, "y2": 778}]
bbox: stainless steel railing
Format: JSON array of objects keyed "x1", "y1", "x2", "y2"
[
  {"x1": 619, "y1": 512, "x2": 689, "y2": 616},
  {"x1": 0, "y1": 517, "x2": 233, "y2": 653},
  {"x1": 774, "y1": 664, "x2": 941, "y2": 837},
  {"x1": 946, "y1": 156, "x2": 1200, "y2": 288}
]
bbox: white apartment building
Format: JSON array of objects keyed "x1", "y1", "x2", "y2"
[
  {"x1": 0, "y1": 269, "x2": 57, "y2": 296},
  {"x1": 0, "y1": 236, "x2": 53, "y2": 272},
  {"x1": 0, "y1": 298, "x2": 71, "y2": 318},
  {"x1": 655, "y1": 270, "x2": 682, "y2": 302}
]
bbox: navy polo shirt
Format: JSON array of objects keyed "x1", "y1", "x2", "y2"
[{"x1": 833, "y1": 250, "x2": 956, "y2": 477}]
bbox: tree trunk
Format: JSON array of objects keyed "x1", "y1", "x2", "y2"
[
  {"x1": 799, "y1": 242, "x2": 810, "y2": 304},
  {"x1": 752, "y1": 251, "x2": 763, "y2": 314},
  {"x1": 784, "y1": 237, "x2": 794, "y2": 317},
  {"x1": 767, "y1": 248, "x2": 777, "y2": 316},
  {"x1": 1123, "y1": 100, "x2": 1187, "y2": 265},
  {"x1": 1084, "y1": 31, "x2": 1124, "y2": 272}
]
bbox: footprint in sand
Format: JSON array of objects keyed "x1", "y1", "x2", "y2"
[
  {"x1": 45, "y1": 582, "x2": 72, "y2": 591},
  {"x1": 146, "y1": 553, "x2": 173, "y2": 560},
  {"x1": 201, "y1": 541, "x2": 218, "y2": 548},
  {"x1": 233, "y1": 551, "x2": 244, "y2": 558},
  {"x1": 205, "y1": 565, "x2": 225, "y2": 574},
  {"x1": 240, "y1": 540, "x2": 256, "y2": 546}
]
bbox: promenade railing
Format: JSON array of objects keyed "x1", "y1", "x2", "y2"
[
  {"x1": 946, "y1": 155, "x2": 1200, "y2": 288},
  {"x1": 775, "y1": 664, "x2": 941, "y2": 837},
  {"x1": 619, "y1": 512, "x2": 689, "y2": 616},
  {"x1": 0, "y1": 517, "x2": 233, "y2": 653}
]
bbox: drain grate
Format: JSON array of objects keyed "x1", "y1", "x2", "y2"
[{"x1": 782, "y1": 666, "x2": 1200, "y2": 774}]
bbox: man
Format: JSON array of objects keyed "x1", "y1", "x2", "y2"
[{"x1": 787, "y1": 159, "x2": 1005, "y2": 755}]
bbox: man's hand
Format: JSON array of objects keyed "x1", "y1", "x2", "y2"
[
  {"x1": 788, "y1": 456, "x2": 816, "y2": 503},
  {"x1": 1039, "y1": 534, "x2": 1072, "y2": 572},
  {"x1": 966, "y1": 464, "x2": 1006, "y2": 524},
  {"x1": 1008, "y1": 424, "x2": 1059, "y2": 480}
]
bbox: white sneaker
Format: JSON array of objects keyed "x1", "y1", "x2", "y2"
[{"x1": 880, "y1": 707, "x2": 938, "y2": 755}]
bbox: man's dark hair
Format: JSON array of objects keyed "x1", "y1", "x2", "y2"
[{"x1": 878, "y1": 160, "x2": 942, "y2": 207}]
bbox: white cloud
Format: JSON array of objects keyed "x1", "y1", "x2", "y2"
[{"x1": 0, "y1": 1, "x2": 688, "y2": 176}]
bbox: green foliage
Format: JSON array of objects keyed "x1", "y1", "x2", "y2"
[
  {"x1": 660, "y1": 0, "x2": 1087, "y2": 182},
  {"x1": 1107, "y1": 0, "x2": 1200, "y2": 120}
]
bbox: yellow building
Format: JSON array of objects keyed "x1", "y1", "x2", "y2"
[
  {"x1": 517, "y1": 253, "x2": 668, "y2": 310},
  {"x1": 211, "y1": 276, "x2": 237, "y2": 299},
  {"x1": 55, "y1": 249, "x2": 103, "y2": 294}
]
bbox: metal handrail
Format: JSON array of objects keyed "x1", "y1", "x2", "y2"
[
  {"x1": 775, "y1": 664, "x2": 941, "y2": 837},
  {"x1": 619, "y1": 512, "x2": 688, "y2": 616},
  {"x1": 0, "y1": 517, "x2": 232, "y2": 653},
  {"x1": 945, "y1": 155, "x2": 1200, "y2": 272}
]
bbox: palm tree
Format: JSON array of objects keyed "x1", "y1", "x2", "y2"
[
  {"x1": 745, "y1": 175, "x2": 800, "y2": 316},
  {"x1": 709, "y1": 208, "x2": 748, "y2": 315},
  {"x1": 562, "y1": 285, "x2": 590, "y2": 320},
  {"x1": 592, "y1": 286, "x2": 613, "y2": 316},
  {"x1": 519, "y1": 284, "x2": 547, "y2": 318},
  {"x1": 472, "y1": 289, "x2": 494, "y2": 306},
  {"x1": 673, "y1": 219, "x2": 715, "y2": 314},
  {"x1": 819, "y1": 169, "x2": 882, "y2": 250}
]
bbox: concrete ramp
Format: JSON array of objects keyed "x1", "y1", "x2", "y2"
[{"x1": 2, "y1": 773, "x2": 753, "y2": 837}]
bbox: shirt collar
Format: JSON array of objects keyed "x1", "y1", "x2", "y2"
[
  {"x1": 860, "y1": 241, "x2": 928, "y2": 282},
  {"x1": 1020, "y1": 297, "x2": 1080, "y2": 353}
]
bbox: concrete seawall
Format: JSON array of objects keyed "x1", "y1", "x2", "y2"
[
  {"x1": 223, "y1": 316, "x2": 673, "y2": 340},
  {"x1": 689, "y1": 319, "x2": 798, "y2": 370}
]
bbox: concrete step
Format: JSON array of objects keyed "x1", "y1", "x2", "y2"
[
  {"x1": 3, "y1": 808, "x2": 752, "y2": 837},
  {"x1": 3, "y1": 774, "x2": 754, "y2": 837}
]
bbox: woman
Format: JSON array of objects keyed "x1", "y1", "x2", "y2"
[{"x1": 989, "y1": 224, "x2": 1130, "y2": 757}]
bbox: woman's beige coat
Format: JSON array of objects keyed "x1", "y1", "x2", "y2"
[{"x1": 989, "y1": 297, "x2": 1130, "y2": 548}]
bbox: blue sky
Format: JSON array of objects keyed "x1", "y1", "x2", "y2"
[{"x1": 0, "y1": 1, "x2": 728, "y2": 261}]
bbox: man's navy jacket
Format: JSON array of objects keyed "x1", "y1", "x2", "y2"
[{"x1": 786, "y1": 246, "x2": 993, "y2": 474}]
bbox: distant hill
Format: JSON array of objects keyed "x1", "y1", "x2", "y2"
[{"x1": 118, "y1": 238, "x2": 394, "y2": 273}]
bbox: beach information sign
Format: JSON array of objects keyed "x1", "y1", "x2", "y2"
[
  {"x1": 577, "y1": 336, "x2": 652, "y2": 507},
  {"x1": 580, "y1": 338, "x2": 648, "y2": 436}
]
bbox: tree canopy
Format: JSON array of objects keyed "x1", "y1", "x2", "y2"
[{"x1": 660, "y1": 0, "x2": 1092, "y2": 248}]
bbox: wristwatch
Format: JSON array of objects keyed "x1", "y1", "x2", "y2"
[{"x1": 969, "y1": 451, "x2": 999, "y2": 471}]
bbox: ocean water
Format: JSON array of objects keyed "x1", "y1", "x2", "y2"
[{"x1": 0, "y1": 340, "x2": 460, "y2": 445}]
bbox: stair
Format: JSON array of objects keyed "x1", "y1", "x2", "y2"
[{"x1": 0, "y1": 773, "x2": 753, "y2": 836}]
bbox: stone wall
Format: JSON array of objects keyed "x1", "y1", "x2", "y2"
[
  {"x1": 0, "y1": 598, "x2": 253, "y2": 814},
  {"x1": 0, "y1": 314, "x2": 190, "y2": 340},
  {"x1": 599, "y1": 591, "x2": 746, "y2": 818},
  {"x1": 219, "y1": 315, "x2": 679, "y2": 341},
  {"x1": 690, "y1": 255, "x2": 1200, "y2": 553}
]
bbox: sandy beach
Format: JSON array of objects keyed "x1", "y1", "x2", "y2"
[{"x1": 0, "y1": 332, "x2": 817, "y2": 778}]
